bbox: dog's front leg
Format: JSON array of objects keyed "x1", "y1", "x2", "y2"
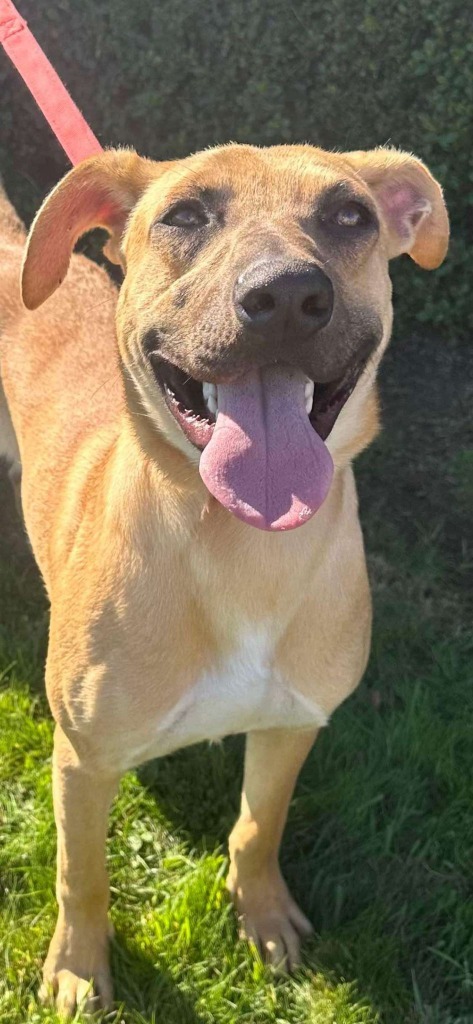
[
  {"x1": 227, "y1": 727, "x2": 317, "y2": 970},
  {"x1": 40, "y1": 725, "x2": 120, "y2": 1017}
]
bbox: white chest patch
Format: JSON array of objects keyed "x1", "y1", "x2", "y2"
[{"x1": 141, "y1": 625, "x2": 329, "y2": 761}]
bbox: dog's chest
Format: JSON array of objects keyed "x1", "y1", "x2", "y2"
[{"x1": 140, "y1": 625, "x2": 328, "y2": 760}]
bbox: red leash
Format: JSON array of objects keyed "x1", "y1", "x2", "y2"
[{"x1": 0, "y1": 0, "x2": 102, "y2": 165}]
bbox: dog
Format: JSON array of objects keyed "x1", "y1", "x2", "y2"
[{"x1": 0, "y1": 143, "x2": 448, "y2": 1015}]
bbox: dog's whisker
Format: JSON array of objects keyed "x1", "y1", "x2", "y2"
[
  {"x1": 88, "y1": 369, "x2": 122, "y2": 402},
  {"x1": 83, "y1": 296, "x2": 116, "y2": 314}
]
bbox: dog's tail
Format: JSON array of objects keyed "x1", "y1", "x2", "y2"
[{"x1": 0, "y1": 178, "x2": 26, "y2": 242}]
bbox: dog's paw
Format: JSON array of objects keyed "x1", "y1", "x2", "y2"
[
  {"x1": 227, "y1": 870, "x2": 313, "y2": 971},
  {"x1": 39, "y1": 969, "x2": 112, "y2": 1018},
  {"x1": 39, "y1": 917, "x2": 113, "y2": 1017}
]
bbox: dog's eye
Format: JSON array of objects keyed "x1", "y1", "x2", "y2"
[
  {"x1": 161, "y1": 202, "x2": 209, "y2": 229},
  {"x1": 331, "y1": 202, "x2": 371, "y2": 228}
]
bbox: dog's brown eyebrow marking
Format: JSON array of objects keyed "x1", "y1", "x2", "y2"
[
  {"x1": 198, "y1": 186, "x2": 232, "y2": 206},
  {"x1": 161, "y1": 184, "x2": 232, "y2": 212},
  {"x1": 319, "y1": 179, "x2": 371, "y2": 202}
]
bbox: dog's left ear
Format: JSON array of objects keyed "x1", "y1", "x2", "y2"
[
  {"x1": 22, "y1": 148, "x2": 173, "y2": 310},
  {"x1": 344, "y1": 147, "x2": 449, "y2": 269}
]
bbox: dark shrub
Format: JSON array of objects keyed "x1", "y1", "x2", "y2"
[{"x1": 1, "y1": 0, "x2": 471, "y2": 336}]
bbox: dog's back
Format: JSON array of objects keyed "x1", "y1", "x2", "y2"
[
  {"x1": 0, "y1": 183, "x2": 25, "y2": 468},
  {"x1": 0, "y1": 182, "x2": 26, "y2": 331},
  {"x1": 0, "y1": 185, "x2": 124, "y2": 576},
  {"x1": 0, "y1": 180, "x2": 25, "y2": 241}
]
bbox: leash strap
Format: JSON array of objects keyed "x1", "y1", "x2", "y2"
[{"x1": 0, "y1": 0, "x2": 102, "y2": 164}]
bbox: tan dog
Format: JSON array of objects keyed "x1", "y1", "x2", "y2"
[{"x1": 0, "y1": 144, "x2": 448, "y2": 1015}]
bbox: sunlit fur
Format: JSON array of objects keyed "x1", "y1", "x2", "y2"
[{"x1": 0, "y1": 144, "x2": 448, "y2": 1013}]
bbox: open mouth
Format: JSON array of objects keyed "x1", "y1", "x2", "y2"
[
  {"x1": 150, "y1": 356, "x2": 363, "y2": 451},
  {"x1": 145, "y1": 354, "x2": 367, "y2": 533}
]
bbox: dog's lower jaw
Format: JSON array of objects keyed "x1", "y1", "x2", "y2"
[{"x1": 122, "y1": 362, "x2": 202, "y2": 468}]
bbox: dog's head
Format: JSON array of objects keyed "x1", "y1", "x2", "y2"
[{"x1": 22, "y1": 144, "x2": 448, "y2": 531}]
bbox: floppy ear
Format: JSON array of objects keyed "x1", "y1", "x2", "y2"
[
  {"x1": 344, "y1": 147, "x2": 449, "y2": 270},
  {"x1": 21, "y1": 148, "x2": 171, "y2": 310}
]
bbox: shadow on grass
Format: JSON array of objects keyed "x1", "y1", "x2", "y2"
[
  {"x1": 111, "y1": 930, "x2": 206, "y2": 1024},
  {"x1": 136, "y1": 732, "x2": 404, "y2": 1017},
  {"x1": 138, "y1": 739, "x2": 243, "y2": 850}
]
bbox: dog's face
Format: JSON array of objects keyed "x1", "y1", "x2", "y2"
[
  {"x1": 119, "y1": 145, "x2": 391, "y2": 446},
  {"x1": 22, "y1": 144, "x2": 448, "y2": 530}
]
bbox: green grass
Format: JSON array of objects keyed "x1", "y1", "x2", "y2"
[{"x1": 1, "y1": 336, "x2": 472, "y2": 1023}]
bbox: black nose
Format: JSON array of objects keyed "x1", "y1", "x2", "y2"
[{"x1": 234, "y1": 260, "x2": 333, "y2": 336}]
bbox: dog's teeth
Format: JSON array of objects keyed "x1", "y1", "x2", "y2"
[
  {"x1": 203, "y1": 382, "x2": 218, "y2": 416},
  {"x1": 305, "y1": 380, "x2": 314, "y2": 414}
]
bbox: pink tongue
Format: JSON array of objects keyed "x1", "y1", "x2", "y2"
[{"x1": 199, "y1": 366, "x2": 334, "y2": 531}]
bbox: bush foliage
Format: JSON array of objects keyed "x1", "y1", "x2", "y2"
[{"x1": 0, "y1": 0, "x2": 471, "y2": 337}]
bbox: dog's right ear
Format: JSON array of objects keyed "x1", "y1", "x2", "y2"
[{"x1": 22, "y1": 148, "x2": 170, "y2": 310}]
